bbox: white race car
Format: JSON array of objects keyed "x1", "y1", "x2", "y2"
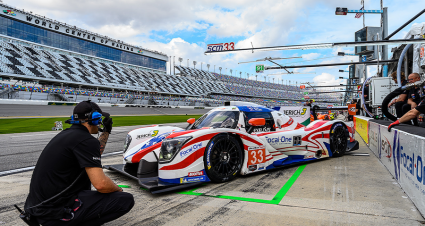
[{"x1": 105, "y1": 103, "x2": 358, "y2": 193}]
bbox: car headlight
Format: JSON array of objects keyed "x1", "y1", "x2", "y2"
[
  {"x1": 123, "y1": 134, "x2": 132, "y2": 153},
  {"x1": 159, "y1": 136, "x2": 192, "y2": 162}
]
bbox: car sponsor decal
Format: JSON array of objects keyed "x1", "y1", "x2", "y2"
[
  {"x1": 265, "y1": 136, "x2": 292, "y2": 145},
  {"x1": 180, "y1": 175, "x2": 206, "y2": 183},
  {"x1": 151, "y1": 130, "x2": 159, "y2": 137},
  {"x1": 206, "y1": 141, "x2": 214, "y2": 170},
  {"x1": 136, "y1": 133, "x2": 151, "y2": 139},
  {"x1": 188, "y1": 171, "x2": 204, "y2": 177},
  {"x1": 180, "y1": 142, "x2": 203, "y2": 158},
  {"x1": 248, "y1": 164, "x2": 258, "y2": 171},
  {"x1": 293, "y1": 136, "x2": 302, "y2": 146}
]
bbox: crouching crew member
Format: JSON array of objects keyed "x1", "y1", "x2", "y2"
[
  {"x1": 388, "y1": 72, "x2": 407, "y2": 118},
  {"x1": 24, "y1": 100, "x2": 134, "y2": 226}
]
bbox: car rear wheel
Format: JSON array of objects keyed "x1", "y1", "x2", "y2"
[
  {"x1": 204, "y1": 134, "x2": 243, "y2": 183},
  {"x1": 330, "y1": 123, "x2": 348, "y2": 157}
]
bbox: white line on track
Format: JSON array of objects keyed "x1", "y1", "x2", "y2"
[
  {"x1": 10, "y1": 133, "x2": 58, "y2": 137},
  {"x1": 0, "y1": 166, "x2": 35, "y2": 176},
  {"x1": 0, "y1": 151, "x2": 123, "y2": 177}
]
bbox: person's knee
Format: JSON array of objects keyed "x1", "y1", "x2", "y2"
[{"x1": 116, "y1": 192, "x2": 134, "y2": 212}]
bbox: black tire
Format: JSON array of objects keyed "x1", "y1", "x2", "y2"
[
  {"x1": 330, "y1": 123, "x2": 348, "y2": 157},
  {"x1": 204, "y1": 134, "x2": 243, "y2": 183}
]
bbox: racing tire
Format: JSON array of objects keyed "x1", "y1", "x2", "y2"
[
  {"x1": 329, "y1": 123, "x2": 348, "y2": 157},
  {"x1": 204, "y1": 134, "x2": 243, "y2": 183}
]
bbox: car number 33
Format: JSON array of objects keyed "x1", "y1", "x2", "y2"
[{"x1": 248, "y1": 149, "x2": 265, "y2": 165}]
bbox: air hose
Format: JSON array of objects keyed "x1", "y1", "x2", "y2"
[
  {"x1": 397, "y1": 44, "x2": 412, "y2": 87},
  {"x1": 381, "y1": 87, "x2": 404, "y2": 121},
  {"x1": 361, "y1": 76, "x2": 374, "y2": 117}
]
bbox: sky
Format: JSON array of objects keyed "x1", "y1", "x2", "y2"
[{"x1": 8, "y1": 0, "x2": 425, "y2": 91}]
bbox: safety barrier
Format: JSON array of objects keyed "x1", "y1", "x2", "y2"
[{"x1": 355, "y1": 116, "x2": 425, "y2": 217}]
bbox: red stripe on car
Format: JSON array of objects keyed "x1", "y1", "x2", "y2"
[{"x1": 131, "y1": 143, "x2": 162, "y2": 163}]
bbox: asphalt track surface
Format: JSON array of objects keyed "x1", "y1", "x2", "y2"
[
  {"x1": 1, "y1": 132, "x2": 424, "y2": 225},
  {"x1": 0, "y1": 104, "x2": 210, "y2": 117},
  {"x1": 0, "y1": 123, "x2": 188, "y2": 172}
]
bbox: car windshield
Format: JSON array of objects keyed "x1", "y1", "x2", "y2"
[{"x1": 192, "y1": 111, "x2": 239, "y2": 129}]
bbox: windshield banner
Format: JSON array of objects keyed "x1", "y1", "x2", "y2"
[{"x1": 273, "y1": 106, "x2": 310, "y2": 126}]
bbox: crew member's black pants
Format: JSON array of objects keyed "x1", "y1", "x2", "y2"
[
  {"x1": 394, "y1": 101, "x2": 405, "y2": 118},
  {"x1": 37, "y1": 190, "x2": 134, "y2": 226},
  {"x1": 402, "y1": 103, "x2": 419, "y2": 126}
]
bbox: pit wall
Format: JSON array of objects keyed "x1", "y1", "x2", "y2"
[{"x1": 355, "y1": 116, "x2": 425, "y2": 217}]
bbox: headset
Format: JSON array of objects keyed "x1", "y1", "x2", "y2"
[{"x1": 65, "y1": 101, "x2": 103, "y2": 126}]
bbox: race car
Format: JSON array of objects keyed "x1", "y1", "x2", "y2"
[{"x1": 105, "y1": 102, "x2": 359, "y2": 193}]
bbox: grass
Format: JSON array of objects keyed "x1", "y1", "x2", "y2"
[{"x1": 0, "y1": 115, "x2": 203, "y2": 134}]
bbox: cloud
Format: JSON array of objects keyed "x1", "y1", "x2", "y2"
[{"x1": 302, "y1": 53, "x2": 321, "y2": 60}]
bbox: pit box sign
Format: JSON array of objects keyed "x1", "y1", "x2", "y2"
[
  {"x1": 206, "y1": 42, "x2": 235, "y2": 52},
  {"x1": 370, "y1": 77, "x2": 398, "y2": 107},
  {"x1": 256, "y1": 64, "x2": 264, "y2": 73}
]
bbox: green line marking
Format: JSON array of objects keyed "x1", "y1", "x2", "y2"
[
  {"x1": 118, "y1": 185, "x2": 131, "y2": 188},
  {"x1": 177, "y1": 164, "x2": 306, "y2": 205},
  {"x1": 140, "y1": 187, "x2": 148, "y2": 191}
]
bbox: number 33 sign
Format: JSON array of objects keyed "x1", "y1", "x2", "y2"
[{"x1": 248, "y1": 148, "x2": 266, "y2": 166}]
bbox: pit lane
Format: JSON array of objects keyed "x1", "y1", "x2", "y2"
[{"x1": 0, "y1": 132, "x2": 423, "y2": 225}]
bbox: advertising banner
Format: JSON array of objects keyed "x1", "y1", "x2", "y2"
[
  {"x1": 354, "y1": 116, "x2": 369, "y2": 144},
  {"x1": 273, "y1": 106, "x2": 310, "y2": 126},
  {"x1": 368, "y1": 122, "x2": 425, "y2": 215}
]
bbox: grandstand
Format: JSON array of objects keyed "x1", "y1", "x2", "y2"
[{"x1": 0, "y1": 3, "x2": 340, "y2": 107}]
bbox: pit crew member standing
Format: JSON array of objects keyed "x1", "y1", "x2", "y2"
[{"x1": 24, "y1": 100, "x2": 134, "y2": 226}]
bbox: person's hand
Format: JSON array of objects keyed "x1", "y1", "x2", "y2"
[
  {"x1": 103, "y1": 117, "x2": 113, "y2": 133},
  {"x1": 388, "y1": 120, "x2": 400, "y2": 132},
  {"x1": 412, "y1": 103, "x2": 418, "y2": 109}
]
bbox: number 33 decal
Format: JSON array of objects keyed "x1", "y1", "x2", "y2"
[
  {"x1": 248, "y1": 149, "x2": 265, "y2": 165},
  {"x1": 224, "y1": 42, "x2": 235, "y2": 51}
]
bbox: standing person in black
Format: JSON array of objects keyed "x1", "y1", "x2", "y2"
[
  {"x1": 23, "y1": 100, "x2": 134, "y2": 226},
  {"x1": 401, "y1": 73, "x2": 422, "y2": 126},
  {"x1": 388, "y1": 71, "x2": 407, "y2": 118}
]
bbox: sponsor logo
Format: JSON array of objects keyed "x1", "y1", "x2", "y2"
[
  {"x1": 304, "y1": 154, "x2": 314, "y2": 159},
  {"x1": 265, "y1": 136, "x2": 292, "y2": 145},
  {"x1": 248, "y1": 145, "x2": 265, "y2": 150},
  {"x1": 207, "y1": 141, "x2": 214, "y2": 169},
  {"x1": 93, "y1": 157, "x2": 101, "y2": 161},
  {"x1": 180, "y1": 176, "x2": 206, "y2": 183},
  {"x1": 180, "y1": 142, "x2": 203, "y2": 158},
  {"x1": 136, "y1": 134, "x2": 151, "y2": 139},
  {"x1": 258, "y1": 163, "x2": 266, "y2": 170},
  {"x1": 151, "y1": 130, "x2": 159, "y2": 137},
  {"x1": 253, "y1": 127, "x2": 271, "y2": 132},
  {"x1": 282, "y1": 108, "x2": 308, "y2": 117},
  {"x1": 138, "y1": 50, "x2": 143, "y2": 54},
  {"x1": 188, "y1": 171, "x2": 204, "y2": 177},
  {"x1": 293, "y1": 135, "x2": 302, "y2": 146},
  {"x1": 3, "y1": 10, "x2": 16, "y2": 16},
  {"x1": 349, "y1": 107, "x2": 356, "y2": 112},
  {"x1": 207, "y1": 42, "x2": 235, "y2": 52},
  {"x1": 381, "y1": 136, "x2": 392, "y2": 161},
  {"x1": 248, "y1": 165, "x2": 258, "y2": 171}
]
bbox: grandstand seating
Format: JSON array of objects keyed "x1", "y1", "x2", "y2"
[
  {"x1": 0, "y1": 41, "x2": 229, "y2": 96},
  {"x1": 0, "y1": 40, "x2": 341, "y2": 106}
]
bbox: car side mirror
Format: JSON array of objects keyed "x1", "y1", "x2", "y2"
[
  {"x1": 248, "y1": 118, "x2": 266, "y2": 127},
  {"x1": 187, "y1": 118, "x2": 196, "y2": 125}
]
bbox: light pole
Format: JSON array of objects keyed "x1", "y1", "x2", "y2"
[
  {"x1": 230, "y1": 69, "x2": 233, "y2": 76},
  {"x1": 193, "y1": 61, "x2": 197, "y2": 69},
  {"x1": 214, "y1": 65, "x2": 215, "y2": 73},
  {"x1": 187, "y1": 59, "x2": 189, "y2": 67},
  {"x1": 240, "y1": 71, "x2": 242, "y2": 78},
  {"x1": 255, "y1": 74, "x2": 257, "y2": 81},
  {"x1": 219, "y1": 67, "x2": 222, "y2": 75},
  {"x1": 178, "y1": 57, "x2": 183, "y2": 66},
  {"x1": 201, "y1": 62, "x2": 203, "y2": 70}
]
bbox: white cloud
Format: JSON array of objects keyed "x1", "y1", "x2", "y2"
[{"x1": 302, "y1": 53, "x2": 321, "y2": 60}]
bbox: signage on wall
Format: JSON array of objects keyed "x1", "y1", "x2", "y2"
[{"x1": 0, "y1": 5, "x2": 168, "y2": 60}]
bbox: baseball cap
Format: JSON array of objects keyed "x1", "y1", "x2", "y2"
[{"x1": 73, "y1": 100, "x2": 110, "y2": 120}]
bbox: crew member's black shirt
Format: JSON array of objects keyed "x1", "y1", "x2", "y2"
[
  {"x1": 355, "y1": 102, "x2": 361, "y2": 115},
  {"x1": 24, "y1": 124, "x2": 101, "y2": 220},
  {"x1": 408, "y1": 86, "x2": 422, "y2": 105}
]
